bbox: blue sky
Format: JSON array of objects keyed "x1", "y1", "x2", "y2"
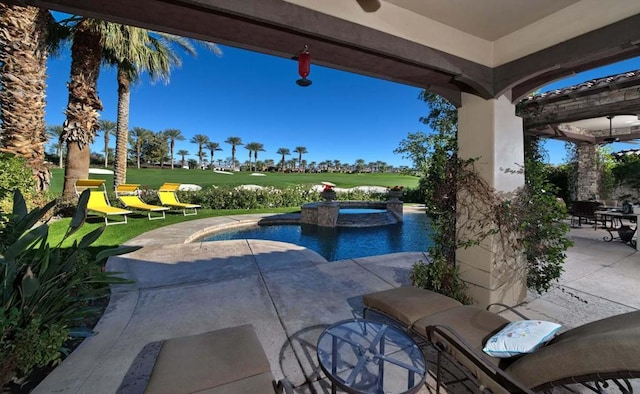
[{"x1": 43, "y1": 38, "x2": 640, "y2": 167}]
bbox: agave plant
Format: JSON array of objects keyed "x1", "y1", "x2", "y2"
[{"x1": 0, "y1": 189, "x2": 138, "y2": 387}]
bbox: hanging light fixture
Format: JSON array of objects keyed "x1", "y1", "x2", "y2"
[{"x1": 296, "y1": 45, "x2": 312, "y2": 87}]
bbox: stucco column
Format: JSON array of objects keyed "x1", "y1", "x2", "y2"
[
  {"x1": 575, "y1": 143, "x2": 601, "y2": 201},
  {"x1": 456, "y1": 93, "x2": 527, "y2": 307}
]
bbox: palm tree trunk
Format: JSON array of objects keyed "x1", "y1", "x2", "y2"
[
  {"x1": 0, "y1": 5, "x2": 51, "y2": 191},
  {"x1": 114, "y1": 67, "x2": 130, "y2": 187},
  {"x1": 104, "y1": 134, "x2": 109, "y2": 167},
  {"x1": 61, "y1": 19, "x2": 103, "y2": 200},
  {"x1": 136, "y1": 142, "x2": 141, "y2": 169},
  {"x1": 58, "y1": 144, "x2": 63, "y2": 168},
  {"x1": 171, "y1": 141, "x2": 175, "y2": 169}
]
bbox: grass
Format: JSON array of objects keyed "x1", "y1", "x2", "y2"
[
  {"x1": 48, "y1": 207, "x2": 299, "y2": 249},
  {"x1": 48, "y1": 168, "x2": 419, "y2": 195}
]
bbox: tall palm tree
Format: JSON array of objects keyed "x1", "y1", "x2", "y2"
[
  {"x1": 276, "y1": 147, "x2": 290, "y2": 173},
  {"x1": 163, "y1": 128, "x2": 185, "y2": 169},
  {"x1": 46, "y1": 124, "x2": 65, "y2": 168},
  {"x1": 177, "y1": 149, "x2": 189, "y2": 168},
  {"x1": 101, "y1": 25, "x2": 220, "y2": 186},
  {"x1": 191, "y1": 134, "x2": 209, "y2": 169},
  {"x1": 130, "y1": 127, "x2": 151, "y2": 168},
  {"x1": 224, "y1": 136, "x2": 243, "y2": 171},
  {"x1": 97, "y1": 119, "x2": 116, "y2": 167},
  {"x1": 59, "y1": 18, "x2": 106, "y2": 200},
  {"x1": 0, "y1": 5, "x2": 62, "y2": 191},
  {"x1": 293, "y1": 146, "x2": 308, "y2": 172},
  {"x1": 205, "y1": 141, "x2": 222, "y2": 170},
  {"x1": 245, "y1": 142, "x2": 264, "y2": 172}
]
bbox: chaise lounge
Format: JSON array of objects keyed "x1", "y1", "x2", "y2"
[
  {"x1": 157, "y1": 183, "x2": 201, "y2": 216},
  {"x1": 115, "y1": 184, "x2": 169, "y2": 220},
  {"x1": 75, "y1": 179, "x2": 131, "y2": 226},
  {"x1": 363, "y1": 286, "x2": 640, "y2": 393}
]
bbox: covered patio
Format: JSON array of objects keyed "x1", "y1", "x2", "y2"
[
  {"x1": 30, "y1": 213, "x2": 640, "y2": 393},
  {"x1": 17, "y1": 0, "x2": 640, "y2": 306}
]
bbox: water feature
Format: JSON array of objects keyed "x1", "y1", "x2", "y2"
[{"x1": 202, "y1": 212, "x2": 433, "y2": 261}]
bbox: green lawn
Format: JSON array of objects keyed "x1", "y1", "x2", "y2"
[{"x1": 48, "y1": 168, "x2": 419, "y2": 195}]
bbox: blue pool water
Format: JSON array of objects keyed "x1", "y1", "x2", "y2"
[{"x1": 203, "y1": 212, "x2": 433, "y2": 261}]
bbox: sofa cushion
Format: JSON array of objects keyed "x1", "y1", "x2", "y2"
[
  {"x1": 145, "y1": 324, "x2": 272, "y2": 394},
  {"x1": 363, "y1": 287, "x2": 463, "y2": 327}
]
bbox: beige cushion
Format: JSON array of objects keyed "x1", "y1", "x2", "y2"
[
  {"x1": 506, "y1": 310, "x2": 640, "y2": 390},
  {"x1": 145, "y1": 325, "x2": 273, "y2": 394},
  {"x1": 413, "y1": 306, "x2": 510, "y2": 394},
  {"x1": 363, "y1": 287, "x2": 463, "y2": 327},
  {"x1": 196, "y1": 372, "x2": 275, "y2": 394}
]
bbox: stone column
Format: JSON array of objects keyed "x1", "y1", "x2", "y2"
[
  {"x1": 317, "y1": 202, "x2": 339, "y2": 227},
  {"x1": 456, "y1": 93, "x2": 527, "y2": 307},
  {"x1": 575, "y1": 143, "x2": 601, "y2": 201},
  {"x1": 386, "y1": 201, "x2": 403, "y2": 222}
]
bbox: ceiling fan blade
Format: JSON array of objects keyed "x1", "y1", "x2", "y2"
[{"x1": 356, "y1": 0, "x2": 381, "y2": 12}]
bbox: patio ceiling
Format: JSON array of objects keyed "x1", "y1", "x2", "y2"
[
  {"x1": 519, "y1": 70, "x2": 640, "y2": 145},
  {"x1": 6, "y1": 0, "x2": 640, "y2": 106}
]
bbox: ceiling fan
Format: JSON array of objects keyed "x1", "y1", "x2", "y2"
[{"x1": 601, "y1": 115, "x2": 619, "y2": 144}]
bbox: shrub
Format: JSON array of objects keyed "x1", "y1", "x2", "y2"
[
  {"x1": 0, "y1": 153, "x2": 37, "y2": 216},
  {"x1": 0, "y1": 189, "x2": 138, "y2": 388},
  {"x1": 410, "y1": 258, "x2": 470, "y2": 304}
]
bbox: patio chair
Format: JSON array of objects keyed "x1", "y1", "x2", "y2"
[
  {"x1": 362, "y1": 287, "x2": 640, "y2": 393},
  {"x1": 157, "y1": 182, "x2": 201, "y2": 216},
  {"x1": 74, "y1": 179, "x2": 131, "y2": 226},
  {"x1": 115, "y1": 184, "x2": 168, "y2": 220},
  {"x1": 569, "y1": 200, "x2": 602, "y2": 227}
]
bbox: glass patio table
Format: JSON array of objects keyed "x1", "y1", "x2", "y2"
[{"x1": 317, "y1": 319, "x2": 426, "y2": 394}]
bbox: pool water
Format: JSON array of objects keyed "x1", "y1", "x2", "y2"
[{"x1": 203, "y1": 212, "x2": 433, "y2": 261}]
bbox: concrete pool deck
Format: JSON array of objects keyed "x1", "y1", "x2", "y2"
[{"x1": 33, "y1": 209, "x2": 640, "y2": 393}]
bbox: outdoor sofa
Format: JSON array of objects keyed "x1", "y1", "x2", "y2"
[
  {"x1": 145, "y1": 324, "x2": 292, "y2": 394},
  {"x1": 362, "y1": 286, "x2": 640, "y2": 393}
]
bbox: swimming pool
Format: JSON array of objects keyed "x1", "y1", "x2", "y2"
[{"x1": 202, "y1": 212, "x2": 433, "y2": 261}]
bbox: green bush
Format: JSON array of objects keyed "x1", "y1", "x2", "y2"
[
  {"x1": 410, "y1": 258, "x2": 470, "y2": 304},
  {"x1": 0, "y1": 153, "x2": 37, "y2": 216},
  {"x1": 0, "y1": 189, "x2": 138, "y2": 388}
]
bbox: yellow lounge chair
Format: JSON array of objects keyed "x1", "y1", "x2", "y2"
[
  {"x1": 158, "y1": 183, "x2": 201, "y2": 216},
  {"x1": 74, "y1": 179, "x2": 131, "y2": 226},
  {"x1": 115, "y1": 184, "x2": 169, "y2": 220}
]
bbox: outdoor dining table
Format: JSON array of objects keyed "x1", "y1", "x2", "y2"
[{"x1": 594, "y1": 210, "x2": 639, "y2": 249}]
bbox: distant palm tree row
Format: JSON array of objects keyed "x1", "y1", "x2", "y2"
[{"x1": 48, "y1": 121, "x2": 395, "y2": 173}]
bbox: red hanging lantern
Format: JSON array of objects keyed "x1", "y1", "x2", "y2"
[{"x1": 296, "y1": 45, "x2": 312, "y2": 87}]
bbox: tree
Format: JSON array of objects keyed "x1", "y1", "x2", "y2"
[
  {"x1": 191, "y1": 134, "x2": 209, "y2": 169},
  {"x1": 0, "y1": 5, "x2": 62, "y2": 191},
  {"x1": 141, "y1": 131, "x2": 169, "y2": 165},
  {"x1": 176, "y1": 149, "x2": 189, "y2": 168},
  {"x1": 164, "y1": 128, "x2": 185, "y2": 169},
  {"x1": 224, "y1": 136, "x2": 243, "y2": 171},
  {"x1": 354, "y1": 159, "x2": 366, "y2": 173},
  {"x1": 276, "y1": 147, "x2": 290, "y2": 172},
  {"x1": 245, "y1": 142, "x2": 265, "y2": 172},
  {"x1": 46, "y1": 124, "x2": 65, "y2": 168},
  {"x1": 393, "y1": 132, "x2": 430, "y2": 170},
  {"x1": 130, "y1": 127, "x2": 151, "y2": 168},
  {"x1": 102, "y1": 26, "x2": 219, "y2": 186},
  {"x1": 205, "y1": 142, "x2": 222, "y2": 170},
  {"x1": 293, "y1": 146, "x2": 308, "y2": 172},
  {"x1": 97, "y1": 119, "x2": 116, "y2": 167}
]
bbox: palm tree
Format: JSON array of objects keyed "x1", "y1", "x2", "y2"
[
  {"x1": 177, "y1": 149, "x2": 189, "y2": 168},
  {"x1": 101, "y1": 25, "x2": 220, "y2": 186},
  {"x1": 97, "y1": 119, "x2": 116, "y2": 167},
  {"x1": 191, "y1": 134, "x2": 209, "y2": 169},
  {"x1": 276, "y1": 147, "x2": 290, "y2": 172},
  {"x1": 0, "y1": 5, "x2": 61, "y2": 191},
  {"x1": 46, "y1": 124, "x2": 65, "y2": 168},
  {"x1": 130, "y1": 127, "x2": 151, "y2": 168},
  {"x1": 293, "y1": 146, "x2": 308, "y2": 172},
  {"x1": 205, "y1": 141, "x2": 222, "y2": 170},
  {"x1": 245, "y1": 142, "x2": 264, "y2": 172},
  {"x1": 224, "y1": 136, "x2": 243, "y2": 171},
  {"x1": 163, "y1": 128, "x2": 185, "y2": 169}
]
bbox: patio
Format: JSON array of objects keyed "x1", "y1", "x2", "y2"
[{"x1": 32, "y1": 212, "x2": 640, "y2": 393}]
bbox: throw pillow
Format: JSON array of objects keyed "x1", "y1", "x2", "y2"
[{"x1": 483, "y1": 320, "x2": 561, "y2": 358}]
